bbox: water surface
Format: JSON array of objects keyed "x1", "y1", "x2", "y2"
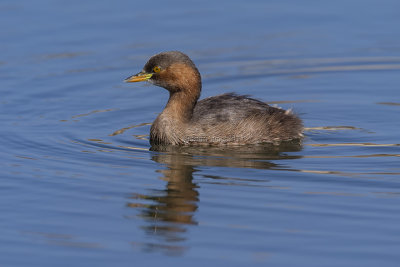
[{"x1": 1, "y1": 0, "x2": 400, "y2": 266}]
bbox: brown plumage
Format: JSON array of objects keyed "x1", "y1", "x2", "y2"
[{"x1": 125, "y1": 51, "x2": 303, "y2": 145}]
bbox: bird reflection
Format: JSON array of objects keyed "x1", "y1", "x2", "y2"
[{"x1": 126, "y1": 142, "x2": 302, "y2": 255}]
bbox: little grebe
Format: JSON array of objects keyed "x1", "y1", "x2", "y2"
[{"x1": 125, "y1": 51, "x2": 303, "y2": 145}]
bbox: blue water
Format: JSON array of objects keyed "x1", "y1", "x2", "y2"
[{"x1": 1, "y1": 0, "x2": 400, "y2": 266}]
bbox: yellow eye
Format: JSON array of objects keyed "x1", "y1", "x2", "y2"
[{"x1": 153, "y1": 66, "x2": 161, "y2": 73}]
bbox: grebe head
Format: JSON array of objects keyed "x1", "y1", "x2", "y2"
[{"x1": 125, "y1": 51, "x2": 201, "y2": 94}]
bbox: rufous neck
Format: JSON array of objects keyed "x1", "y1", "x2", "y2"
[{"x1": 163, "y1": 89, "x2": 200, "y2": 123}]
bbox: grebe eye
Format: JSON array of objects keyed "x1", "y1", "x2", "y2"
[{"x1": 153, "y1": 66, "x2": 161, "y2": 73}]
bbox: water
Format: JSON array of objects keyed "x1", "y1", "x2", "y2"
[{"x1": 1, "y1": 0, "x2": 400, "y2": 266}]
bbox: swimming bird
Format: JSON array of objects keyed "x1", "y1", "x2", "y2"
[{"x1": 125, "y1": 51, "x2": 303, "y2": 145}]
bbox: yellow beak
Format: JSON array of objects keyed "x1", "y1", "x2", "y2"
[{"x1": 124, "y1": 72, "x2": 153, "y2": 83}]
